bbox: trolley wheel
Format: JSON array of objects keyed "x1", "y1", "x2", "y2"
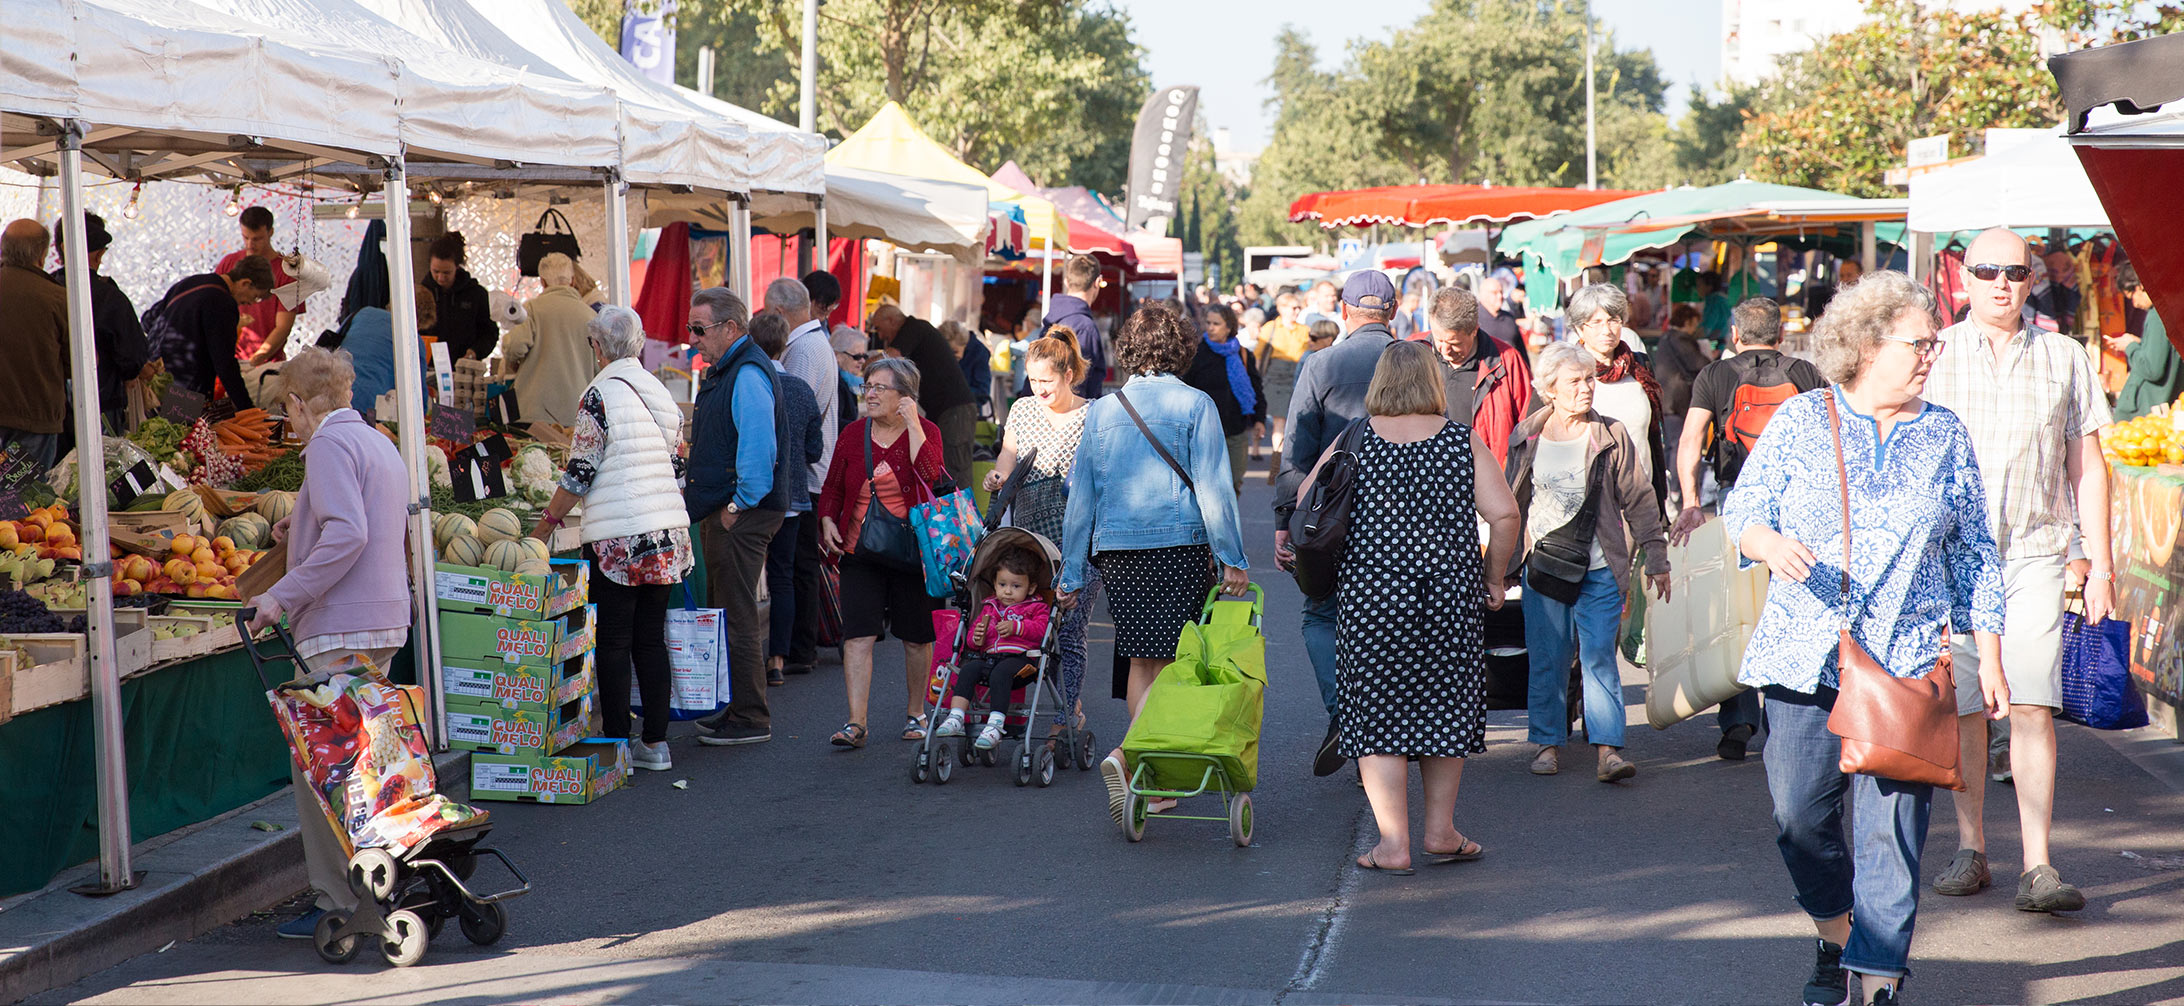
[
  {"x1": 1075, "y1": 731, "x2": 1097, "y2": 771},
  {"x1": 1014, "y1": 746, "x2": 1033, "y2": 787},
  {"x1": 347, "y1": 848, "x2": 400, "y2": 904},
  {"x1": 1035, "y1": 747, "x2": 1056, "y2": 788},
  {"x1": 933, "y1": 741, "x2": 955, "y2": 785},
  {"x1": 1123, "y1": 793, "x2": 1148, "y2": 842},
  {"x1": 979, "y1": 746, "x2": 997, "y2": 767},
  {"x1": 314, "y1": 910, "x2": 359, "y2": 965},
  {"x1": 379, "y1": 909, "x2": 430, "y2": 967},
  {"x1": 459, "y1": 900, "x2": 508, "y2": 946},
  {"x1": 1053, "y1": 736, "x2": 1074, "y2": 770},
  {"x1": 911, "y1": 750, "x2": 930, "y2": 784},
  {"x1": 1228, "y1": 794, "x2": 1254, "y2": 847}
]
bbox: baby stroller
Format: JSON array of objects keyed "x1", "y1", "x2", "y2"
[
  {"x1": 910, "y1": 525, "x2": 1097, "y2": 786},
  {"x1": 239, "y1": 609, "x2": 529, "y2": 968}
]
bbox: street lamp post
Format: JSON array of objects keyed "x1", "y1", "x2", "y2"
[{"x1": 1585, "y1": 2, "x2": 1597, "y2": 191}]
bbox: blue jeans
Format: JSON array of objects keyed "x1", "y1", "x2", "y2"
[
  {"x1": 1762, "y1": 687, "x2": 1933, "y2": 980},
  {"x1": 1522, "y1": 566, "x2": 1626, "y2": 748},
  {"x1": 1302, "y1": 592, "x2": 1339, "y2": 716},
  {"x1": 1718, "y1": 688, "x2": 1762, "y2": 734},
  {"x1": 764, "y1": 514, "x2": 800, "y2": 661}
]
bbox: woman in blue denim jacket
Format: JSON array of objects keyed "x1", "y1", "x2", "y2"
[
  {"x1": 1723, "y1": 272, "x2": 2008, "y2": 1006},
  {"x1": 1058, "y1": 306, "x2": 1250, "y2": 824}
]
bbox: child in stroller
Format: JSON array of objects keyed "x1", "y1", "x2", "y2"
[{"x1": 934, "y1": 546, "x2": 1052, "y2": 750}]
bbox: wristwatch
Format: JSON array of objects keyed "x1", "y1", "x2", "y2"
[{"x1": 725, "y1": 502, "x2": 743, "y2": 515}]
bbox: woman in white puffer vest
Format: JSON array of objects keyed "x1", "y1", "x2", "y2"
[{"x1": 528, "y1": 306, "x2": 693, "y2": 772}]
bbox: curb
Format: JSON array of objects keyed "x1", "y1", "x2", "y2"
[{"x1": 0, "y1": 751, "x2": 469, "y2": 1002}]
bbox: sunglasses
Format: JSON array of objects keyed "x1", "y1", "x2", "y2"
[
  {"x1": 843, "y1": 351, "x2": 869, "y2": 362},
  {"x1": 686, "y1": 319, "x2": 731, "y2": 339},
  {"x1": 1881, "y1": 334, "x2": 1945, "y2": 358},
  {"x1": 1968, "y1": 263, "x2": 2032, "y2": 283}
]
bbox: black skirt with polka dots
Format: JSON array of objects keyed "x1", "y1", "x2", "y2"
[{"x1": 1094, "y1": 544, "x2": 1215, "y2": 695}]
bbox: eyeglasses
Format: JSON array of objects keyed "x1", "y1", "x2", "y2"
[
  {"x1": 1968, "y1": 263, "x2": 2032, "y2": 283},
  {"x1": 1575, "y1": 315, "x2": 1620, "y2": 332},
  {"x1": 686, "y1": 319, "x2": 731, "y2": 339},
  {"x1": 1880, "y1": 334, "x2": 1945, "y2": 358},
  {"x1": 865, "y1": 382, "x2": 901, "y2": 395}
]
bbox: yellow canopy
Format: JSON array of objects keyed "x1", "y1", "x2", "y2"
[{"x1": 826, "y1": 101, "x2": 1069, "y2": 251}]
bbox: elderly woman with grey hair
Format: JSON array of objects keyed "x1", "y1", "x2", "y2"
[
  {"x1": 502, "y1": 251, "x2": 601, "y2": 426},
  {"x1": 1722, "y1": 271, "x2": 2006, "y2": 1005},
  {"x1": 1564, "y1": 282, "x2": 1668, "y2": 510},
  {"x1": 528, "y1": 305, "x2": 694, "y2": 772},
  {"x1": 1504, "y1": 340, "x2": 1669, "y2": 783}
]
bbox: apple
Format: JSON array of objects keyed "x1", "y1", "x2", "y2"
[
  {"x1": 56, "y1": 546, "x2": 80, "y2": 561},
  {"x1": 184, "y1": 583, "x2": 209, "y2": 599},
  {"x1": 17, "y1": 523, "x2": 43, "y2": 544},
  {"x1": 113, "y1": 579, "x2": 139, "y2": 597},
  {"x1": 147, "y1": 577, "x2": 176, "y2": 594},
  {"x1": 224, "y1": 553, "x2": 250, "y2": 574}
]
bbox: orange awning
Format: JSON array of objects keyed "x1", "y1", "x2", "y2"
[{"x1": 1290, "y1": 184, "x2": 1645, "y2": 228}]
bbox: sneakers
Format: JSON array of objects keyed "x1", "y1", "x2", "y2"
[
  {"x1": 1869, "y1": 985, "x2": 1900, "y2": 1006},
  {"x1": 631, "y1": 740, "x2": 672, "y2": 771},
  {"x1": 935, "y1": 712, "x2": 966, "y2": 738},
  {"x1": 973, "y1": 714, "x2": 1004, "y2": 751},
  {"x1": 1530, "y1": 746, "x2": 1559, "y2": 775},
  {"x1": 1801, "y1": 939, "x2": 1849, "y2": 1006},
  {"x1": 276, "y1": 907, "x2": 325, "y2": 940},
  {"x1": 695, "y1": 722, "x2": 771, "y2": 746},
  {"x1": 1932, "y1": 849, "x2": 1990, "y2": 896},
  {"x1": 2014, "y1": 864, "x2": 2086, "y2": 913},
  {"x1": 1718, "y1": 723, "x2": 1755, "y2": 761}
]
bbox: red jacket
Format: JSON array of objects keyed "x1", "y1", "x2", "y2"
[
  {"x1": 967, "y1": 597, "x2": 1051, "y2": 656},
  {"x1": 1403, "y1": 331, "x2": 1532, "y2": 460},
  {"x1": 816, "y1": 417, "x2": 946, "y2": 527}
]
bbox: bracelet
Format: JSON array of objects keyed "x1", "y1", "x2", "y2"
[
  {"x1": 2088, "y1": 570, "x2": 2113, "y2": 581},
  {"x1": 539, "y1": 514, "x2": 562, "y2": 528}
]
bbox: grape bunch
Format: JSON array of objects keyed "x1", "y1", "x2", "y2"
[
  {"x1": 66, "y1": 614, "x2": 87, "y2": 634},
  {"x1": 0, "y1": 590, "x2": 67, "y2": 634}
]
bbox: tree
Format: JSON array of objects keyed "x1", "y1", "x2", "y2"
[
  {"x1": 1174, "y1": 127, "x2": 1242, "y2": 291},
  {"x1": 567, "y1": 0, "x2": 1151, "y2": 192},
  {"x1": 1235, "y1": 2, "x2": 1675, "y2": 247}
]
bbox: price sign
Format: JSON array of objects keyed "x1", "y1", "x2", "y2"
[
  {"x1": 450, "y1": 454, "x2": 507, "y2": 503},
  {"x1": 429, "y1": 402, "x2": 476, "y2": 443},
  {"x1": 486, "y1": 388, "x2": 521, "y2": 428},
  {"x1": 466, "y1": 433, "x2": 514, "y2": 464},
  {"x1": 0, "y1": 447, "x2": 41, "y2": 520},
  {"x1": 154, "y1": 386, "x2": 208, "y2": 424},
  {"x1": 106, "y1": 460, "x2": 163, "y2": 510}
]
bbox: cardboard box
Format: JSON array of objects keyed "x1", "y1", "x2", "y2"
[
  {"x1": 467, "y1": 738, "x2": 629, "y2": 805},
  {"x1": 440, "y1": 651, "x2": 595, "y2": 711},
  {"x1": 434, "y1": 558, "x2": 587, "y2": 619},
  {"x1": 443, "y1": 691, "x2": 595, "y2": 756},
  {"x1": 437, "y1": 606, "x2": 595, "y2": 669}
]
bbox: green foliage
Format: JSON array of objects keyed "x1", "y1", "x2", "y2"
[{"x1": 1176, "y1": 129, "x2": 1242, "y2": 291}]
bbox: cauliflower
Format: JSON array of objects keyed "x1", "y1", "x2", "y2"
[
  {"x1": 510, "y1": 446, "x2": 559, "y2": 504},
  {"x1": 426, "y1": 446, "x2": 452, "y2": 489}
]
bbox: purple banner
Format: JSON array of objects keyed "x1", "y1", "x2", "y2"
[{"x1": 618, "y1": 0, "x2": 678, "y2": 85}]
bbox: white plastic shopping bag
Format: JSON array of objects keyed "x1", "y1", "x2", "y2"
[{"x1": 631, "y1": 593, "x2": 731, "y2": 721}]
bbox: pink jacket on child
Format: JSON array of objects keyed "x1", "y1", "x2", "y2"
[{"x1": 968, "y1": 597, "x2": 1051, "y2": 656}]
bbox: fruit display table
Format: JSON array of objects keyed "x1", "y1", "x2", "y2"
[
  {"x1": 0, "y1": 639, "x2": 417, "y2": 898},
  {"x1": 2105, "y1": 462, "x2": 2184, "y2": 741}
]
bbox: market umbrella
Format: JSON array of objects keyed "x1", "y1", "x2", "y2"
[{"x1": 1293, "y1": 184, "x2": 1644, "y2": 228}]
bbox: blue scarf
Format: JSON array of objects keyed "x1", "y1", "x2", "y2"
[
  {"x1": 1204, "y1": 335, "x2": 1256, "y2": 415},
  {"x1": 842, "y1": 369, "x2": 864, "y2": 393}
]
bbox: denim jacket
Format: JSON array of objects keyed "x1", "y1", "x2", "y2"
[{"x1": 1058, "y1": 373, "x2": 1248, "y2": 592}]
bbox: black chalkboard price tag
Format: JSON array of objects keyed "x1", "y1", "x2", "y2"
[
  {"x1": 429, "y1": 402, "x2": 476, "y2": 443},
  {"x1": 154, "y1": 386, "x2": 208, "y2": 424},
  {"x1": 106, "y1": 460, "x2": 162, "y2": 510}
]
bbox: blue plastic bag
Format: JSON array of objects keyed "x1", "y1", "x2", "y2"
[{"x1": 2059, "y1": 612, "x2": 2148, "y2": 731}]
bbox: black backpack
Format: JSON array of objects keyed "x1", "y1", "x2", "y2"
[{"x1": 1287, "y1": 419, "x2": 1370, "y2": 602}]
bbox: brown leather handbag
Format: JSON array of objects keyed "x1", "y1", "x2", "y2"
[{"x1": 1821, "y1": 394, "x2": 1966, "y2": 792}]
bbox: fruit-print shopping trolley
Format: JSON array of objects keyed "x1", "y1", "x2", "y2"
[{"x1": 240, "y1": 608, "x2": 529, "y2": 967}]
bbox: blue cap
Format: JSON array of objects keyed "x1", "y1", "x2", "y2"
[{"x1": 1342, "y1": 270, "x2": 1398, "y2": 310}]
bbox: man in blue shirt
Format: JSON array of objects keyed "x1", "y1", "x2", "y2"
[{"x1": 685, "y1": 286, "x2": 793, "y2": 746}]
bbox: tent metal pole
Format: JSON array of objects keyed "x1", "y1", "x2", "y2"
[
  {"x1": 603, "y1": 170, "x2": 631, "y2": 308},
  {"x1": 59, "y1": 120, "x2": 138, "y2": 897},
  {"x1": 385, "y1": 159, "x2": 444, "y2": 747},
  {"x1": 1040, "y1": 245, "x2": 1053, "y2": 317},
  {"x1": 1861, "y1": 221, "x2": 1878, "y2": 274},
  {"x1": 731, "y1": 199, "x2": 753, "y2": 302}
]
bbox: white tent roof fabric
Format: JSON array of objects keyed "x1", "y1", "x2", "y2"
[
  {"x1": 1909, "y1": 127, "x2": 2110, "y2": 233},
  {"x1": 754, "y1": 168, "x2": 988, "y2": 259}
]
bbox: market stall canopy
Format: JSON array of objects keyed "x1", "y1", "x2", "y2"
[
  {"x1": 1039, "y1": 185, "x2": 1126, "y2": 230},
  {"x1": 2053, "y1": 33, "x2": 2184, "y2": 352},
  {"x1": 991, "y1": 160, "x2": 1132, "y2": 260},
  {"x1": 1289, "y1": 184, "x2": 1646, "y2": 228},
  {"x1": 1497, "y1": 180, "x2": 1855, "y2": 281},
  {"x1": 987, "y1": 202, "x2": 1029, "y2": 259},
  {"x1": 1129, "y1": 234, "x2": 1184, "y2": 275},
  {"x1": 744, "y1": 167, "x2": 988, "y2": 260},
  {"x1": 826, "y1": 102, "x2": 1069, "y2": 251},
  {"x1": 1908, "y1": 127, "x2": 2108, "y2": 232}
]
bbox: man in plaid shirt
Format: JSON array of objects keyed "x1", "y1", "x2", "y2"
[{"x1": 1921, "y1": 228, "x2": 2112, "y2": 915}]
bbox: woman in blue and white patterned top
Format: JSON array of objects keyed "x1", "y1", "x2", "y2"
[{"x1": 1722, "y1": 271, "x2": 2008, "y2": 1006}]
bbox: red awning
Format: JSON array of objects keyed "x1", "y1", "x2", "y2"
[
  {"x1": 1065, "y1": 213, "x2": 1133, "y2": 261},
  {"x1": 1290, "y1": 184, "x2": 1647, "y2": 228},
  {"x1": 2074, "y1": 145, "x2": 2184, "y2": 353}
]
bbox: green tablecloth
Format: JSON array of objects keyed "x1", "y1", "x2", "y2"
[{"x1": 0, "y1": 640, "x2": 417, "y2": 898}]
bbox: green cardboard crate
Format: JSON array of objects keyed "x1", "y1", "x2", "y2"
[
  {"x1": 435, "y1": 557, "x2": 588, "y2": 619},
  {"x1": 468, "y1": 739, "x2": 629, "y2": 805},
  {"x1": 441, "y1": 650, "x2": 595, "y2": 710},
  {"x1": 444, "y1": 691, "x2": 595, "y2": 756},
  {"x1": 437, "y1": 605, "x2": 596, "y2": 668}
]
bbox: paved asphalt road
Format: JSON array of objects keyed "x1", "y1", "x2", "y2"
[{"x1": 36, "y1": 471, "x2": 2184, "y2": 1005}]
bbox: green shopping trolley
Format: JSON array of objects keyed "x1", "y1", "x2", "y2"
[{"x1": 1118, "y1": 584, "x2": 1266, "y2": 846}]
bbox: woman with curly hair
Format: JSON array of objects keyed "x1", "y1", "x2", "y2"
[{"x1": 1058, "y1": 305, "x2": 1250, "y2": 823}]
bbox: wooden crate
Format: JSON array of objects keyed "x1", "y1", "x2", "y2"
[{"x1": 148, "y1": 615, "x2": 216, "y2": 663}]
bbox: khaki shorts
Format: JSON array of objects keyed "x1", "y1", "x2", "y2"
[{"x1": 1952, "y1": 554, "x2": 2067, "y2": 715}]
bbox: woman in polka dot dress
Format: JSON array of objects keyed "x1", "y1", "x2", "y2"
[{"x1": 1305, "y1": 342, "x2": 1521, "y2": 874}]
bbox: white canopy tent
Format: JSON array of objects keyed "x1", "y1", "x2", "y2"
[
  {"x1": 752, "y1": 168, "x2": 988, "y2": 261},
  {"x1": 1908, "y1": 126, "x2": 2112, "y2": 232}
]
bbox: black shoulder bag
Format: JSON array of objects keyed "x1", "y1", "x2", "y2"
[
  {"x1": 1287, "y1": 418, "x2": 1370, "y2": 602},
  {"x1": 853, "y1": 424, "x2": 924, "y2": 571},
  {"x1": 1525, "y1": 450, "x2": 1609, "y2": 605},
  {"x1": 517, "y1": 209, "x2": 583, "y2": 277}
]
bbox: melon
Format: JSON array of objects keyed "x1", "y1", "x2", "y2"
[
  {"x1": 163, "y1": 490, "x2": 207, "y2": 523},
  {"x1": 516, "y1": 537, "x2": 551, "y2": 564},
  {"x1": 514, "y1": 558, "x2": 552, "y2": 579},
  {"x1": 440, "y1": 533, "x2": 484, "y2": 568},
  {"x1": 434, "y1": 514, "x2": 478, "y2": 551},
  {"x1": 476, "y1": 508, "x2": 523, "y2": 545},
  {"x1": 254, "y1": 491, "x2": 295, "y2": 523},
  {"x1": 482, "y1": 539, "x2": 527, "y2": 572},
  {"x1": 218, "y1": 515, "x2": 270, "y2": 550}
]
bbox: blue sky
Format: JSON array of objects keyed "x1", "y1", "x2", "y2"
[{"x1": 1112, "y1": 0, "x2": 1721, "y2": 150}]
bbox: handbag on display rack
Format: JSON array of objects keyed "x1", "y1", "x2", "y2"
[{"x1": 516, "y1": 209, "x2": 583, "y2": 277}]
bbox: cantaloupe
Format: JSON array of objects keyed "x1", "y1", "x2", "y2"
[
  {"x1": 476, "y1": 508, "x2": 523, "y2": 545},
  {"x1": 254, "y1": 491, "x2": 295, "y2": 523},
  {"x1": 516, "y1": 537, "x2": 551, "y2": 563},
  {"x1": 217, "y1": 514, "x2": 270, "y2": 550},
  {"x1": 434, "y1": 514, "x2": 478, "y2": 551},
  {"x1": 440, "y1": 533, "x2": 484, "y2": 568},
  {"x1": 163, "y1": 490, "x2": 207, "y2": 523},
  {"x1": 514, "y1": 558, "x2": 552, "y2": 579},
  {"x1": 482, "y1": 539, "x2": 527, "y2": 572}
]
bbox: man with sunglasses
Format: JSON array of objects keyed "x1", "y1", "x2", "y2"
[{"x1": 1922, "y1": 228, "x2": 2111, "y2": 915}]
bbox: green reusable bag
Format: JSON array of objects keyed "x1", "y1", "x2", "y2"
[{"x1": 1122, "y1": 588, "x2": 1267, "y2": 793}]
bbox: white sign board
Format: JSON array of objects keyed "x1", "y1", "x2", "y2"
[
  {"x1": 1906, "y1": 134, "x2": 1951, "y2": 168},
  {"x1": 1337, "y1": 238, "x2": 1367, "y2": 269}
]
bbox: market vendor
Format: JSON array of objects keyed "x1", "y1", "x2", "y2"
[
  {"x1": 422, "y1": 232, "x2": 496, "y2": 362},
  {"x1": 240, "y1": 347, "x2": 411, "y2": 942},
  {"x1": 2109, "y1": 263, "x2": 2180, "y2": 421},
  {"x1": 151, "y1": 254, "x2": 274, "y2": 411},
  {"x1": 221, "y1": 206, "x2": 304, "y2": 365}
]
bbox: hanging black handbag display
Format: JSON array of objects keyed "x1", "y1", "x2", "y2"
[
  {"x1": 516, "y1": 208, "x2": 582, "y2": 277},
  {"x1": 1287, "y1": 418, "x2": 1370, "y2": 602},
  {"x1": 1525, "y1": 452, "x2": 1608, "y2": 605}
]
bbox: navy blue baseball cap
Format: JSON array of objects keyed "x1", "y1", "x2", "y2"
[{"x1": 1341, "y1": 270, "x2": 1398, "y2": 310}]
